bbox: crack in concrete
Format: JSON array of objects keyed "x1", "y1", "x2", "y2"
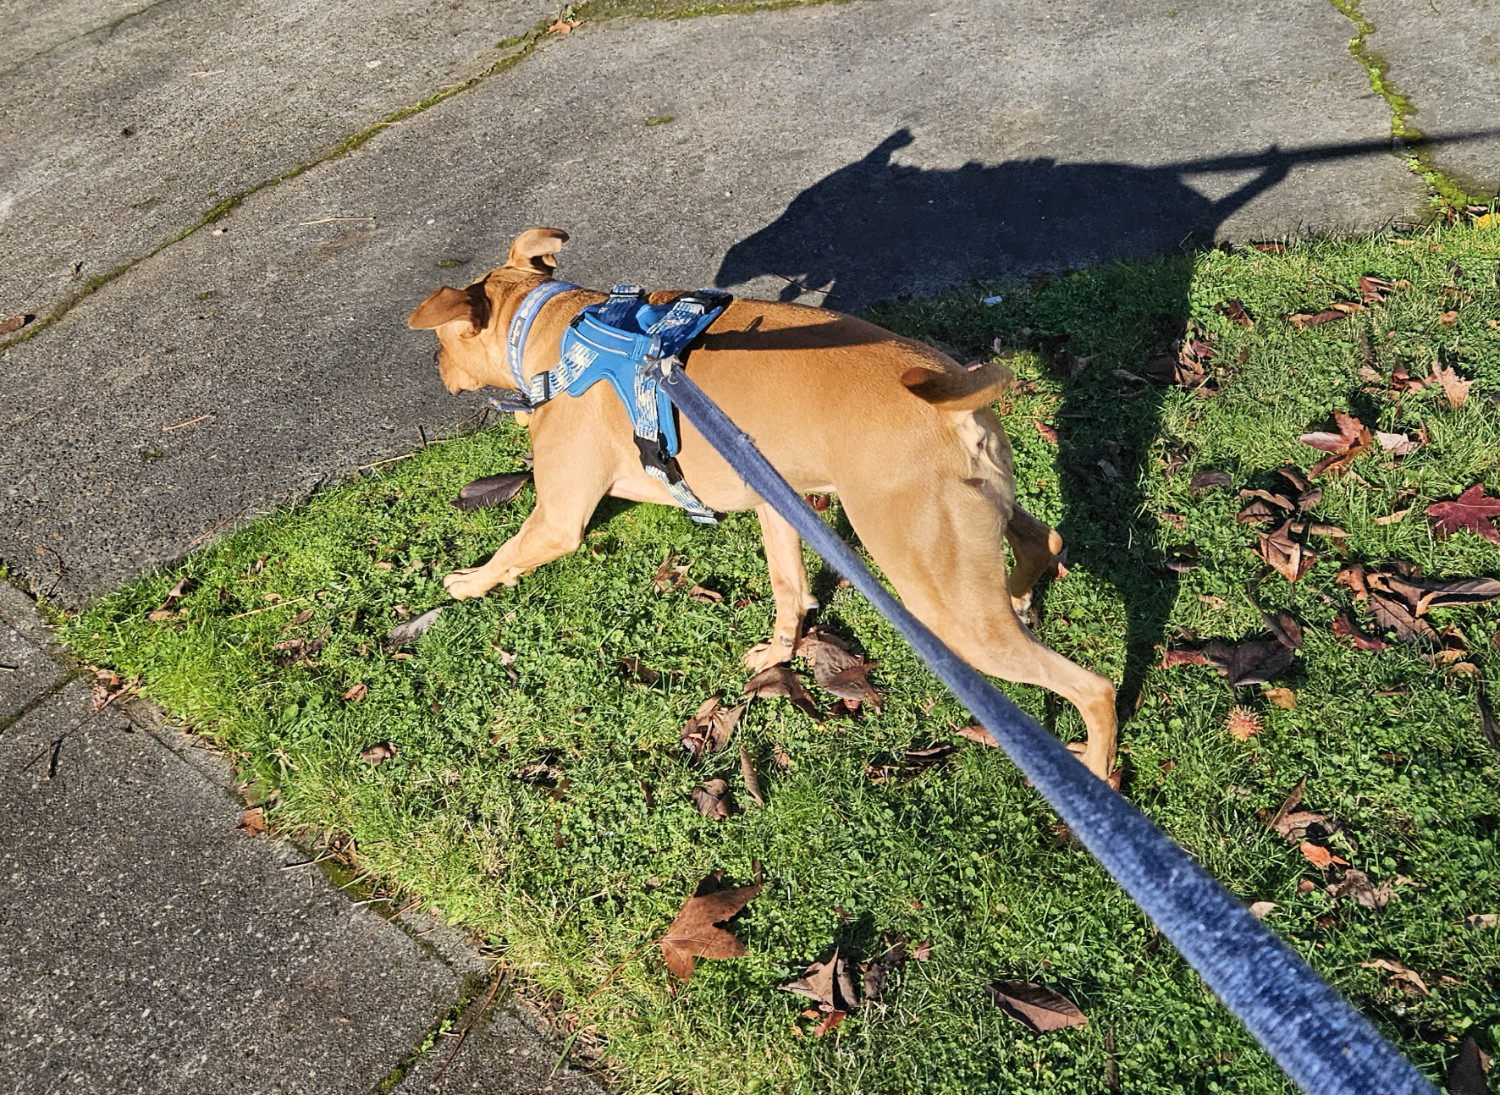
[
  {"x1": 368, "y1": 970, "x2": 498, "y2": 1095},
  {"x1": 1327, "y1": 0, "x2": 1490, "y2": 208},
  {"x1": 0, "y1": 0, "x2": 857, "y2": 355},
  {"x1": 0, "y1": 0, "x2": 180, "y2": 82}
]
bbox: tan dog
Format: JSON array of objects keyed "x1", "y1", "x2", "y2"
[{"x1": 408, "y1": 228, "x2": 1117, "y2": 779}]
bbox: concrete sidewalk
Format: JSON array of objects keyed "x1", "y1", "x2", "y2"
[{"x1": 0, "y1": 0, "x2": 1495, "y2": 1090}]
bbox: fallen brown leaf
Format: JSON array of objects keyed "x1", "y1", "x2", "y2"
[
  {"x1": 818, "y1": 661, "x2": 882, "y2": 713},
  {"x1": 691, "y1": 778, "x2": 735, "y2": 820},
  {"x1": 1447, "y1": 1036, "x2": 1491, "y2": 1095},
  {"x1": 1333, "y1": 611, "x2": 1389, "y2": 652},
  {"x1": 1033, "y1": 419, "x2": 1059, "y2": 444},
  {"x1": 360, "y1": 741, "x2": 398, "y2": 766},
  {"x1": 1360, "y1": 958, "x2": 1429, "y2": 997},
  {"x1": 1439, "y1": 309, "x2": 1460, "y2": 327},
  {"x1": 1359, "y1": 275, "x2": 1395, "y2": 304},
  {"x1": 1428, "y1": 361, "x2": 1472, "y2": 407},
  {"x1": 743, "y1": 666, "x2": 821, "y2": 718},
  {"x1": 1216, "y1": 299, "x2": 1254, "y2": 328},
  {"x1": 451, "y1": 472, "x2": 531, "y2": 511},
  {"x1": 1248, "y1": 901, "x2": 1278, "y2": 919},
  {"x1": 1189, "y1": 470, "x2": 1231, "y2": 492},
  {"x1": 1256, "y1": 520, "x2": 1318, "y2": 583},
  {"x1": 659, "y1": 877, "x2": 761, "y2": 981},
  {"x1": 688, "y1": 585, "x2": 723, "y2": 604},
  {"x1": 1299, "y1": 842, "x2": 1347, "y2": 869},
  {"x1": 955, "y1": 724, "x2": 998, "y2": 747},
  {"x1": 238, "y1": 806, "x2": 267, "y2": 836},
  {"x1": 680, "y1": 697, "x2": 744, "y2": 760},
  {"x1": 1464, "y1": 913, "x2": 1499, "y2": 931},
  {"x1": 342, "y1": 683, "x2": 369, "y2": 702},
  {"x1": 1327, "y1": 869, "x2": 1395, "y2": 909},
  {"x1": 1205, "y1": 636, "x2": 1295, "y2": 688},
  {"x1": 739, "y1": 746, "x2": 765, "y2": 806},
  {"x1": 618, "y1": 656, "x2": 660, "y2": 685},
  {"x1": 1262, "y1": 686, "x2": 1296, "y2": 710},
  {"x1": 984, "y1": 981, "x2": 1087, "y2": 1032}
]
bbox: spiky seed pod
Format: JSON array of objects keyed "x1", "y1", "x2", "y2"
[{"x1": 1226, "y1": 705, "x2": 1263, "y2": 742}]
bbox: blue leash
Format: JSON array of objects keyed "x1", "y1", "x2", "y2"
[{"x1": 647, "y1": 358, "x2": 1438, "y2": 1095}]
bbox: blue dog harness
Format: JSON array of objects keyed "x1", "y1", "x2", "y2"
[{"x1": 493, "y1": 280, "x2": 732, "y2": 524}]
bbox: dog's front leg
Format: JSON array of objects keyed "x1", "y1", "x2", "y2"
[
  {"x1": 743, "y1": 503, "x2": 818, "y2": 672},
  {"x1": 444, "y1": 458, "x2": 609, "y2": 601}
]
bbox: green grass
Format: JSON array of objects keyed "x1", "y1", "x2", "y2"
[{"x1": 64, "y1": 223, "x2": 1500, "y2": 1092}]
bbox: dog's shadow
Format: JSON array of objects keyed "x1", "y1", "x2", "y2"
[{"x1": 713, "y1": 128, "x2": 1322, "y2": 718}]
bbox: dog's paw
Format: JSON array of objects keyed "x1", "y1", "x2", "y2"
[
  {"x1": 443, "y1": 568, "x2": 493, "y2": 601},
  {"x1": 1067, "y1": 740, "x2": 1120, "y2": 785},
  {"x1": 742, "y1": 640, "x2": 793, "y2": 673}
]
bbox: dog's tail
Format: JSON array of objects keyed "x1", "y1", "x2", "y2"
[{"x1": 900, "y1": 359, "x2": 1014, "y2": 411}]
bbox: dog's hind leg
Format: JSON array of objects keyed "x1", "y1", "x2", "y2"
[
  {"x1": 1005, "y1": 504, "x2": 1064, "y2": 615},
  {"x1": 743, "y1": 503, "x2": 817, "y2": 672},
  {"x1": 839, "y1": 484, "x2": 1117, "y2": 779}
]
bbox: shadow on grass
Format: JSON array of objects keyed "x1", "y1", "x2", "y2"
[{"x1": 712, "y1": 129, "x2": 1319, "y2": 716}]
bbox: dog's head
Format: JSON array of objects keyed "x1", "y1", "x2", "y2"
[{"x1": 407, "y1": 227, "x2": 569, "y2": 393}]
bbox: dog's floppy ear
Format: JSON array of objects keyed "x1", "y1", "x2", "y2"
[
  {"x1": 901, "y1": 360, "x2": 1014, "y2": 411},
  {"x1": 407, "y1": 282, "x2": 490, "y2": 331},
  {"x1": 503, "y1": 227, "x2": 569, "y2": 275}
]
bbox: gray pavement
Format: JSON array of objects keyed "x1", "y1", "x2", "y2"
[
  {"x1": 0, "y1": 0, "x2": 1496, "y2": 1089},
  {"x1": 1360, "y1": 0, "x2": 1500, "y2": 198}
]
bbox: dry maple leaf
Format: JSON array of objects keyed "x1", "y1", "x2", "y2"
[
  {"x1": 680, "y1": 697, "x2": 744, "y2": 760},
  {"x1": 659, "y1": 878, "x2": 761, "y2": 981},
  {"x1": 1427, "y1": 484, "x2": 1500, "y2": 544},
  {"x1": 984, "y1": 982, "x2": 1087, "y2": 1032},
  {"x1": 743, "y1": 666, "x2": 821, "y2": 718},
  {"x1": 1299, "y1": 411, "x2": 1374, "y2": 478},
  {"x1": 1428, "y1": 361, "x2": 1472, "y2": 408},
  {"x1": 1360, "y1": 958, "x2": 1429, "y2": 997},
  {"x1": 1327, "y1": 869, "x2": 1395, "y2": 909},
  {"x1": 1256, "y1": 520, "x2": 1318, "y2": 583}
]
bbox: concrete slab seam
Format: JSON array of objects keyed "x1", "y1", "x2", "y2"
[
  {"x1": 369, "y1": 969, "x2": 498, "y2": 1095},
  {"x1": 0, "y1": 668, "x2": 84, "y2": 739},
  {"x1": 0, "y1": 0, "x2": 865, "y2": 357},
  {"x1": 0, "y1": 0, "x2": 180, "y2": 82},
  {"x1": 0, "y1": 23, "x2": 550, "y2": 354},
  {"x1": 1327, "y1": 0, "x2": 1496, "y2": 207}
]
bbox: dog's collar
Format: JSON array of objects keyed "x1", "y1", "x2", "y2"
[{"x1": 506, "y1": 278, "x2": 581, "y2": 391}]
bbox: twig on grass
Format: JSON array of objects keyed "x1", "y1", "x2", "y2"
[{"x1": 226, "y1": 593, "x2": 312, "y2": 620}]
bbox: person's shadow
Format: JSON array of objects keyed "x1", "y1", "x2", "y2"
[{"x1": 712, "y1": 127, "x2": 1362, "y2": 721}]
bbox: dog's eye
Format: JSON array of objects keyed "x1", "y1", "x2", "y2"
[{"x1": 432, "y1": 348, "x2": 442, "y2": 366}]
